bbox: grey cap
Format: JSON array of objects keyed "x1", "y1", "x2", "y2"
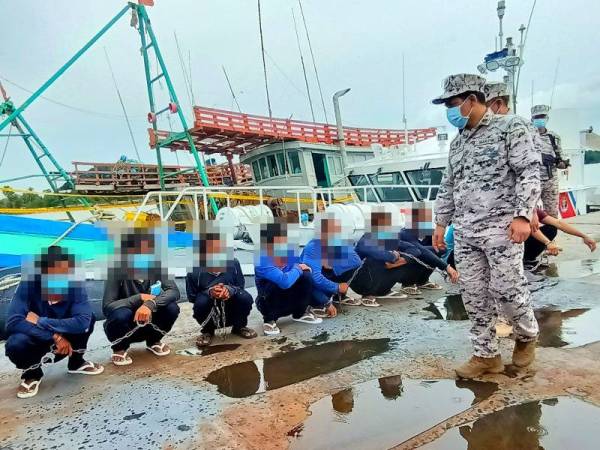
[
  {"x1": 484, "y1": 81, "x2": 509, "y2": 102},
  {"x1": 431, "y1": 73, "x2": 486, "y2": 105},
  {"x1": 531, "y1": 104, "x2": 550, "y2": 116}
]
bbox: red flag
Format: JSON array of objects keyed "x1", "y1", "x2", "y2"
[
  {"x1": 559, "y1": 192, "x2": 577, "y2": 218},
  {"x1": 139, "y1": 0, "x2": 154, "y2": 6}
]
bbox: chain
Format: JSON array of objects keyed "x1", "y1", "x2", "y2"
[
  {"x1": 198, "y1": 298, "x2": 228, "y2": 338},
  {"x1": 20, "y1": 321, "x2": 168, "y2": 376}
]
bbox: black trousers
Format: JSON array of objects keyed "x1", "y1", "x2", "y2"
[
  {"x1": 256, "y1": 271, "x2": 312, "y2": 322},
  {"x1": 193, "y1": 289, "x2": 254, "y2": 334},
  {"x1": 524, "y1": 225, "x2": 558, "y2": 262},
  {"x1": 103, "y1": 302, "x2": 180, "y2": 352},
  {"x1": 5, "y1": 316, "x2": 96, "y2": 380},
  {"x1": 350, "y1": 257, "x2": 431, "y2": 296}
]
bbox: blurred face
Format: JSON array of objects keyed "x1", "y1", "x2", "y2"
[
  {"x1": 43, "y1": 260, "x2": 73, "y2": 304},
  {"x1": 205, "y1": 238, "x2": 228, "y2": 271},
  {"x1": 321, "y1": 219, "x2": 342, "y2": 240},
  {"x1": 126, "y1": 238, "x2": 156, "y2": 276}
]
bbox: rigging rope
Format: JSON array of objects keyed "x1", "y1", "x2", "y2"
[
  {"x1": 292, "y1": 7, "x2": 316, "y2": 122},
  {"x1": 0, "y1": 76, "x2": 146, "y2": 120},
  {"x1": 257, "y1": 0, "x2": 273, "y2": 119},
  {"x1": 103, "y1": 48, "x2": 142, "y2": 162},
  {"x1": 297, "y1": 0, "x2": 328, "y2": 123},
  {"x1": 0, "y1": 124, "x2": 13, "y2": 169}
]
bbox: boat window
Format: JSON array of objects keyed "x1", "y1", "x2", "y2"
[
  {"x1": 348, "y1": 174, "x2": 378, "y2": 202},
  {"x1": 368, "y1": 172, "x2": 413, "y2": 202},
  {"x1": 267, "y1": 154, "x2": 279, "y2": 177},
  {"x1": 405, "y1": 167, "x2": 445, "y2": 200},
  {"x1": 288, "y1": 151, "x2": 302, "y2": 174},
  {"x1": 252, "y1": 160, "x2": 262, "y2": 182},
  {"x1": 276, "y1": 152, "x2": 288, "y2": 175},
  {"x1": 258, "y1": 158, "x2": 269, "y2": 179},
  {"x1": 333, "y1": 156, "x2": 342, "y2": 174}
]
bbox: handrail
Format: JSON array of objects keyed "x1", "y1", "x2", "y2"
[{"x1": 132, "y1": 183, "x2": 442, "y2": 223}]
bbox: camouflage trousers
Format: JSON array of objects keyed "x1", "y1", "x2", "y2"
[
  {"x1": 455, "y1": 233, "x2": 539, "y2": 357},
  {"x1": 540, "y1": 175, "x2": 559, "y2": 218}
]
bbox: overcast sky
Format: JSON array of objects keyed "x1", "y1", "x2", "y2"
[{"x1": 2, "y1": 0, "x2": 599, "y2": 189}]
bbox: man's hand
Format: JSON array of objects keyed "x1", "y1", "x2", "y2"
[
  {"x1": 432, "y1": 225, "x2": 447, "y2": 252},
  {"x1": 338, "y1": 283, "x2": 349, "y2": 295},
  {"x1": 446, "y1": 266, "x2": 460, "y2": 284},
  {"x1": 140, "y1": 293, "x2": 155, "y2": 302},
  {"x1": 209, "y1": 284, "x2": 224, "y2": 299},
  {"x1": 325, "y1": 303, "x2": 337, "y2": 318},
  {"x1": 583, "y1": 237, "x2": 597, "y2": 252},
  {"x1": 219, "y1": 285, "x2": 232, "y2": 300},
  {"x1": 530, "y1": 211, "x2": 540, "y2": 234},
  {"x1": 53, "y1": 334, "x2": 73, "y2": 356},
  {"x1": 385, "y1": 257, "x2": 407, "y2": 269},
  {"x1": 509, "y1": 217, "x2": 531, "y2": 243},
  {"x1": 546, "y1": 242, "x2": 561, "y2": 256},
  {"x1": 298, "y1": 263, "x2": 312, "y2": 272},
  {"x1": 25, "y1": 311, "x2": 39, "y2": 325},
  {"x1": 134, "y1": 304, "x2": 152, "y2": 324},
  {"x1": 557, "y1": 161, "x2": 567, "y2": 170}
]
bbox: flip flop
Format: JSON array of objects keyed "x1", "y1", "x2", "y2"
[
  {"x1": 147, "y1": 342, "x2": 171, "y2": 357},
  {"x1": 292, "y1": 313, "x2": 323, "y2": 324},
  {"x1": 419, "y1": 282, "x2": 443, "y2": 290},
  {"x1": 361, "y1": 297, "x2": 381, "y2": 307},
  {"x1": 401, "y1": 286, "x2": 422, "y2": 295},
  {"x1": 378, "y1": 290, "x2": 408, "y2": 299},
  {"x1": 17, "y1": 379, "x2": 41, "y2": 399},
  {"x1": 338, "y1": 296, "x2": 362, "y2": 306},
  {"x1": 68, "y1": 361, "x2": 105, "y2": 375},
  {"x1": 309, "y1": 307, "x2": 330, "y2": 318},
  {"x1": 112, "y1": 352, "x2": 133, "y2": 366},
  {"x1": 263, "y1": 322, "x2": 281, "y2": 336}
]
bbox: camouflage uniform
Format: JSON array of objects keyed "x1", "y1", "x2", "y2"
[
  {"x1": 433, "y1": 74, "x2": 541, "y2": 358},
  {"x1": 532, "y1": 105, "x2": 563, "y2": 217},
  {"x1": 485, "y1": 83, "x2": 546, "y2": 211}
]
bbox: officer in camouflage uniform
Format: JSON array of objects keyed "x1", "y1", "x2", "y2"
[
  {"x1": 484, "y1": 82, "x2": 545, "y2": 206},
  {"x1": 431, "y1": 74, "x2": 542, "y2": 379},
  {"x1": 531, "y1": 104, "x2": 565, "y2": 217}
]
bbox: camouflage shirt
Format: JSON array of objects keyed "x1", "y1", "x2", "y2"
[{"x1": 435, "y1": 110, "x2": 541, "y2": 237}]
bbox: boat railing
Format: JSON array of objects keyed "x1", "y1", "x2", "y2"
[{"x1": 133, "y1": 183, "x2": 441, "y2": 222}]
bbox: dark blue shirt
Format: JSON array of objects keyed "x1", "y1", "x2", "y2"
[{"x1": 6, "y1": 279, "x2": 93, "y2": 341}]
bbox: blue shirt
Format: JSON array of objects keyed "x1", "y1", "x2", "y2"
[
  {"x1": 6, "y1": 279, "x2": 93, "y2": 341},
  {"x1": 300, "y1": 239, "x2": 361, "y2": 298},
  {"x1": 255, "y1": 254, "x2": 303, "y2": 296},
  {"x1": 442, "y1": 224, "x2": 455, "y2": 262}
]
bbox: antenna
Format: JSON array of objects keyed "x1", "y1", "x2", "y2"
[
  {"x1": 298, "y1": 0, "x2": 328, "y2": 123},
  {"x1": 401, "y1": 53, "x2": 408, "y2": 146},
  {"x1": 550, "y1": 57, "x2": 560, "y2": 107},
  {"x1": 292, "y1": 7, "x2": 316, "y2": 122},
  {"x1": 497, "y1": 0, "x2": 506, "y2": 47},
  {"x1": 222, "y1": 65, "x2": 242, "y2": 113},
  {"x1": 257, "y1": 0, "x2": 273, "y2": 119}
]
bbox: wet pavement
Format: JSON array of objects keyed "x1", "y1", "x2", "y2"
[
  {"x1": 424, "y1": 397, "x2": 600, "y2": 450},
  {"x1": 0, "y1": 213, "x2": 599, "y2": 449},
  {"x1": 290, "y1": 378, "x2": 497, "y2": 450},
  {"x1": 206, "y1": 339, "x2": 391, "y2": 398}
]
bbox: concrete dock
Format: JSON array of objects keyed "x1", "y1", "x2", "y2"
[{"x1": 1, "y1": 213, "x2": 600, "y2": 449}]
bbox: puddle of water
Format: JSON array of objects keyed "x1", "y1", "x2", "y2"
[
  {"x1": 544, "y1": 259, "x2": 600, "y2": 279},
  {"x1": 424, "y1": 294, "x2": 469, "y2": 321},
  {"x1": 176, "y1": 344, "x2": 241, "y2": 357},
  {"x1": 205, "y1": 339, "x2": 391, "y2": 398},
  {"x1": 289, "y1": 378, "x2": 497, "y2": 450},
  {"x1": 426, "y1": 397, "x2": 600, "y2": 450},
  {"x1": 536, "y1": 307, "x2": 600, "y2": 348}
]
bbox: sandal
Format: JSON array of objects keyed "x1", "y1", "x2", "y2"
[
  {"x1": 68, "y1": 361, "x2": 105, "y2": 375},
  {"x1": 419, "y1": 282, "x2": 443, "y2": 290},
  {"x1": 196, "y1": 333, "x2": 213, "y2": 348},
  {"x1": 339, "y1": 296, "x2": 362, "y2": 306},
  {"x1": 292, "y1": 313, "x2": 323, "y2": 324},
  {"x1": 232, "y1": 327, "x2": 258, "y2": 339},
  {"x1": 401, "y1": 286, "x2": 422, "y2": 295},
  {"x1": 147, "y1": 342, "x2": 171, "y2": 357},
  {"x1": 361, "y1": 297, "x2": 381, "y2": 307},
  {"x1": 17, "y1": 379, "x2": 41, "y2": 399},
  {"x1": 263, "y1": 322, "x2": 281, "y2": 336},
  {"x1": 111, "y1": 351, "x2": 133, "y2": 366},
  {"x1": 378, "y1": 290, "x2": 408, "y2": 299}
]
